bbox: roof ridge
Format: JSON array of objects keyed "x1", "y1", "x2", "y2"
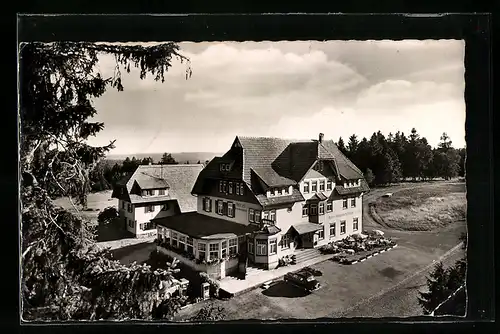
[{"x1": 238, "y1": 135, "x2": 313, "y2": 142}]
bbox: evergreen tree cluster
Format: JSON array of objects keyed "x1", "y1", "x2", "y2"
[
  {"x1": 418, "y1": 258, "x2": 467, "y2": 315},
  {"x1": 20, "y1": 41, "x2": 191, "y2": 320},
  {"x1": 336, "y1": 129, "x2": 465, "y2": 186}
]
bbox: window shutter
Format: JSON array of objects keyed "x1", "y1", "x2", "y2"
[
  {"x1": 240, "y1": 184, "x2": 244, "y2": 195},
  {"x1": 202, "y1": 198, "x2": 206, "y2": 211},
  {"x1": 208, "y1": 199, "x2": 212, "y2": 212},
  {"x1": 223, "y1": 202, "x2": 228, "y2": 216}
]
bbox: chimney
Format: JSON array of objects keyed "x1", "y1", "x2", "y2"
[{"x1": 319, "y1": 133, "x2": 324, "y2": 143}]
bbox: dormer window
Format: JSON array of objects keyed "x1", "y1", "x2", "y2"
[
  {"x1": 143, "y1": 190, "x2": 154, "y2": 196},
  {"x1": 326, "y1": 180, "x2": 333, "y2": 191},
  {"x1": 220, "y1": 163, "x2": 231, "y2": 172},
  {"x1": 158, "y1": 189, "x2": 166, "y2": 196}
]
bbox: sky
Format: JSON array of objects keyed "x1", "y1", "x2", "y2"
[{"x1": 87, "y1": 40, "x2": 466, "y2": 154}]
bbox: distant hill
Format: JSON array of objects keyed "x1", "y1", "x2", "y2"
[{"x1": 105, "y1": 152, "x2": 221, "y2": 164}]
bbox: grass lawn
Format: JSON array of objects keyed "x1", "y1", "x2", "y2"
[
  {"x1": 52, "y1": 190, "x2": 116, "y2": 225},
  {"x1": 372, "y1": 182, "x2": 466, "y2": 231}
]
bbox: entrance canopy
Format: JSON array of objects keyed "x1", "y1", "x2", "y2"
[{"x1": 291, "y1": 223, "x2": 323, "y2": 235}]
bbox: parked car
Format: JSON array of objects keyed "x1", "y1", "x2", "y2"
[{"x1": 284, "y1": 271, "x2": 320, "y2": 292}]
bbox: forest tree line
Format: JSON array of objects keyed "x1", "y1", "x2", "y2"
[{"x1": 336, "y1": 128, "x2": 465, "y2": 186}]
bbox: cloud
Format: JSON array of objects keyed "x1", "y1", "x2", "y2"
[
  {"x1": 356, "y1": 79, "x2": 461, "y2": 109},
  {"x1": 88, "y1": 40, "x2": 466, "y2": 154}
]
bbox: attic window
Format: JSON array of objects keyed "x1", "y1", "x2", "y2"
[{"x1": 220, "y1": 163, "x2": 230, "y2": 172}]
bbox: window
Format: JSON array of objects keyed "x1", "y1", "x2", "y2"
[
  {"x1": 221, "y1": 240, "x2": 228, "y2": 258},
  {"x1": 318, "y1": 227, "x2": 324, "y2": 240},
  {"x1": 158, "y1": 189, "x2": 165, "y2": 196},
  {"x1": 179, "y1": 235, "x2": 186, "y2": 250},
  {"x1": 281, "y1": 234, "x2": 290, "y2": 249},
  {"x1": 326, "y1": 180, "x2": 333, "y2": 191},
  {"x1": 343, "y1": 198, "x2": 348, "y2": 209},
  {"x1": 312, "y1": 181, "x2": 318, "y2": 192},
  {"x1": 172, "y1": 232, "x2": 178, "y2": 247},
  {"x1": 236, "y1": 183, "x2": 240, "y2": 195},
  {"x1": 144, "y1": 205, "x2": 155, "y2": 213},
  {"x1": 229, "y1": 182, "x2": 233, "y2": 194},
  {"x1": 330, "y1": 222, "x2": 336, "y2": 237},
  {"x1": 310, "y1": 204, "x2": 318, "y2": 215},
  {"x1": 327, "y1": 201, "x2": 333, "y2": 212},
  {"x1": 302, "y1": 204, "x2": 309, "y2": 217},
  {"x1": 269, "y1": 209, "x2": 276, "y2": 222},
  {"x1": 143, "y1": 190, "x2": 153, "y2": 196},
  {"x1": 269, "y1": 239, "x2": 277, "y2": 255},
  {"x1": 219, "y1": 181, "x2": 223, "y2": 193},
  {"x1": 319, "y1": 203, "x2": 325, "y2": 215},
  {"x1": 209, "y1": 243, "x2": 219, "y2": 260},
  {"x1": 223, "y1": 181, "x2": 228, "y2": 193},
  {"x1": 256, "y1": 240, "x2": 267, "y2": 256},
  {"x1": 248, "y1": 241, "x2": 254, "y2": 254},
  {"x1": 279, "y1": 188, "x2": 284, "y2": 195},
  {"x1": 143, "y1": 222, "x2": 155, "y2": 230},
  {"x1": 203, "y1": 197, "x2": 212, "y2": 212},
  {"x1": 227, "y1": 202, "x2": 235, "y2": 218},
  {"x1": 198, "y1": 242, "x2": 206, "y2": 260},
  {"x1": 319, "y1": 180, "x2": 325, "y2": 191},
  {"x1": 122, "y1": 201, "x2": 125, "y2": 209},
  {"x1": 353, "y1": 218, "x2": 359, "y2": 231},
  {"x1": 161, "y1": 203, "x2": 168, "y2": 211},
  {"x1": 303, "y1": 182, "x2": 310, "y2": 193},
  {"x1": 340, "y1": 221, "x2": 346, "y2": 234},
  {"x1": 240, "y1": 184, "x2": 245, "y2": 195},
  {"x1": 128, "y1": 219, "x2": 134, "y2": 228},
  {"x1": 254, "y1": 210, "x2": 261, "y2": 223},
  {"x1": 229, "y1": 238, "x2": 238, "y2": 255},
  {"x1": 187, "y1": 237, "x2": 194, "y2": 253},
  {"x1": 351, "y1": 198, "x2": 356, "y2": 208},
  {"x1": 249, "y1": 208, "x2": 255, "y2": 222},
  {"x1": 217, "y1": 200, "x2": 224, "y2": 215},
  {"x1": 263, "y1": 211, "x2": 269, "y2": 220}
]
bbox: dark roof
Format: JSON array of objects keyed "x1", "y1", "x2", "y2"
[
  {"x1": 310, "y1": 192, "x2": 328, "y2": 201},
  {"x1": 251, "y1": 167, "x2": 296, "y2": 187},
  {"x1": 255, "y1": 187, "x2": 305, "y2": 209},
  {"x1": 330, "y1": 179, "x2": 371, "y2": 199},
  {"x1": 135, "y1": 177, "x2": 169, "y2": 190},
  {"x1": 237, "y1": 136, "x2": 364, "y2": 185},
  {"x1": 254, "y1": 224, "x2": 282, "y2": 235},
  {"x1": 291, "y1": 223, "x2": 324, "y2": 235},
  {"x1": 153, "y1": 212, "x2": 259, "y2": 239},
  {"x1": 113, "y1": 164, "x2": 204, "y2": 212},
  {"x1": 191, "y1": 135, "x2": 369, "y2": 207}
]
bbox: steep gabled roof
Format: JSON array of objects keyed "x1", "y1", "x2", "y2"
[
  {"x1": 113, "y1": 164, "x2": 204, "y2": 212},
  {"x1": 191, "y1": 135, "x2": 368, "y2": 205}
]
